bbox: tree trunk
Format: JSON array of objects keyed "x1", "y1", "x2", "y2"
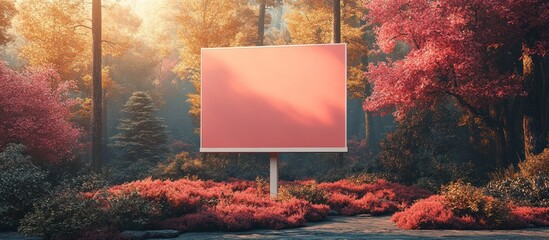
[
  {"x1": 257, "y1": 1, "x2": 266, "y2": 46},
  {"x1": 364, "y1": 111, "x2": 372, "y2": 147},
  {"x1": 102, "y1": 88, "x2": 107, "y2": 160},
  {"x1": 495, "y1": 126, "x2": 507, "y2": 169},
  {"x1": 332, "y1": 0, "x2": 341, "y2": 44},
  {"x1": 333, "y1": 0, "x2": 343, "y2": 162},
  {"x1": 490, "y1": 104, "x2": 508, "y2": 169},
  {"x1": 362, "y1": 54, "x2": 372, "y2": 147},
  {"x1": 540, "y1": 57, "x2": 549, "y2": 147},
  {"x1": 501, "y1": 99, "x2": 521, "y2": 166},
  {"x1": 91, "y1": 0, "x2": 102, "y2": 171},
  {"x1": 522, "y1": 30, "x2": 544, "y2": 156}
]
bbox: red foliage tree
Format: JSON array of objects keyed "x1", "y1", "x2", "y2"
[
  {"x1": 363, "y1": 0, "x2": 548, "y2": 158},
  {"x1": 0, "y1": 62, "x2": 80, "y2": 163},
  {"x1": 364, "y1": 0, "x2": 520, "y2": 118}
]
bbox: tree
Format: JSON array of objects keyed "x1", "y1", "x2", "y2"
[
  {"x1": 0, "y1": 0, "x2": 15, "y2": 46},
  {"x1": 16, "y1": 0, "x2": 143, "y2": 170},
  {"x1": 332, "y1": 0, "x2": 340, "y2": 43},
  {"x1": 255, "y1": 0, "x2": 281, "y2": 46},
  {"x1": 91, "y1": 0, "x2": 102, "y2": 172},
  {"x1": 285, "y1": 0, "x2": 370, "y2": 140},
  {"x1": 258, "y1": 0, "x2": 267, "y2": 46},
  {"x1": 110, "y1": 92, "x2": 167, "y2": 181},
  {"x1": 16, "y1": 0, "x2": 89, "y2": 84},
  {"x1": 363, "y1": 0, "x2": 547, "y2": 166},
  {"x1": 167, "y1": 0, "x2": 258, "y2": 129},
  {"x1": 0, "y1": 62, "x2": 80, "y2": 163},
  {"x1": 15, "y1": 0, "x2": 141, "y2": 90},
  {"x1": 503, "y1": 0, "x2": 549, "y2": 156}
]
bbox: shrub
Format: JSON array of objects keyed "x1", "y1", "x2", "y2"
[
  {"x1": 156, "y1": 211, "x2": 220, "y2": 232},
  {"x1": 345, "y1": 172, "x2": 380, "y2": 184},
  {"x1": 20, "y1": 188, "x2": 168, "y2": 239},
  {"x1": 20, "y1": 177, "x2": 435, "y2": 237},
  {"x1": 392, "y1": 195, "x2": 455, "y2": 229},
  {"x1": 485, "y1": 175, "x2": 549, "y2": 207},
  {"x1": 511, "y1": 206, "x2": 549, "y2": 227},
  {"x1": 19, "y1": 191, "x2": 101, "y2": 240},
  {"x1": 393, "y1": 194, "x2": 549, "y2": 230},
  {"x1": 518, "y1": 148, "x2": 549, "y2": 177},
  {"x1": 108, "y1": 178, "x2": 329, "y2": 232},
  {"x1": 320, "y1": 179, "x2": 431, "y2": 216},
  {"x1": 154, "y1": 153, "x2": 269, "y2": 181},
  {"x1": 442, "y1": 180, "x2": 511, "y2": 228},
  {"x1": 98, "y1": 191, "x2": 166, "y2": 230},
  {"x1": 278, "y1": 182, "x2": 329, "y2": 204},
  {"x1": 57, "y1": 171, "x2": 110, "y2": 192},
  {"x1": 377, "y1": 107, "x2": 476, "y2": 189},
  {"x1": 0, "y1": 144, "x2": 50, "y2": 230},
  {"x1": 392, "y1": 181, "x2": 549, "y2": 230},
  {"x1": 154, "y1": 152, "x2": 206, "y2": 180},
  {"x1": 485, "y1": 148, "x2": 549, "y2": 208}
]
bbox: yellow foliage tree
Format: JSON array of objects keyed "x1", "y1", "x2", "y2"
[
  {"x1": 285, "y1": 0, "x2": 368, "y2": 98},
  {"x1": 15, "y1": 0, "x2": 140, "y2": 89},
  {"x1": 285, "y1": 0, "x2": 371, "y2": 142},
  {"x1": 167, "y1": 0, "x2": 258, "y2": 131},
  {"x1": 16, "y1": 0, "x2": 89, "y2": 84},
  {"x1": 0, "y1": 0, "x2": 15, "y2": 45}
]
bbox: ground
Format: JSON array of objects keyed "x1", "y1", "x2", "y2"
[
  {"x1": 2, "y1": 215, "x2": 549, "y2": 239},
  {"x1": 179, "y1": 215, "x2": 549, "y2": 239}
]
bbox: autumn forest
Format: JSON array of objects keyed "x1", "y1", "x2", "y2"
[{"x1": 0, "y1": 0, "x2": 548, "y2": 239}]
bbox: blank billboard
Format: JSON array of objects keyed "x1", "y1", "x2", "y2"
[{"x1": 201, "y1": 44, "x2": 347, "y2": 152}]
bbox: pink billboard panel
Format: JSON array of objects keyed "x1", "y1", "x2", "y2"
[{"x1": 201, "y1": 44, "x2": 347, "y2": 152}]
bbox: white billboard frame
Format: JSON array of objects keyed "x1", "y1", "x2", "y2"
[{"x1": 200, "y1": 43, "x2": 348, "y2": 153}]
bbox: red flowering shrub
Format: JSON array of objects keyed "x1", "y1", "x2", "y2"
[
  {"x1": 155, "y1": 211, "x2": 219, "y2": 232},
  {"x1": 392, "y1": 195, "x2": 456, "y2": 229},
  {"x1": 319, "y1": 179, "x2": 431, "y2": 216},
  {"x1": 511, "y1": 206, "x2": 549, "y2": 227},
  {"x1": 393, "y1": 194, "x2": 549, "y2": 230},
  {"x1": 305, "y1": 204, "x2": 330, "y2": 222},
  {"x1": 24, "y1": 177, "x2": 436, "y2": 237},
  {"x1": 93, "y1": 178, "x2": 330, "y2": 233}
]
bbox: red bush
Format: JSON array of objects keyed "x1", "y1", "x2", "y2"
[
  {"x1": 102, "y1": 177, "x2": 429, "y2": 226},
  {"x1": 156, "y1": 211, "x2": 219, "y2": 232},
  {"x1": 393, "y1": 195, "x2": 549, "y2": 230},
  {"x1": 320, "y1": 179, "x2": 431, "y2": 216},
  {"x1": 94, "y1": 178, "x2": 330, "y2": 233},
  {"x1": 392, "y1": 195, "x2": 455, "y2": 229},
  {"x1": 84, "y1": 176, "x2": 549, "y2": 233},
  {"x1": 511, "y1": 206, "x2": 549, "y2": 227}
]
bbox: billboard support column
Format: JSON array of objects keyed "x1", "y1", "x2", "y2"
[{"x1": 269, "y1": 152, "x2": 279, "y2": 197}]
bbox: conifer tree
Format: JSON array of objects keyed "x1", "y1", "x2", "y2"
[{"x1": 111, "y1": 92, "x2": 167, "y2": 181}]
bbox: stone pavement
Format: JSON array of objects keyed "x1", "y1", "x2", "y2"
[
  {"x1": 2, "y1": 215, "x2": 549, "y2": 239},
  {"x1": 172, "y1": 215, "x2": 549, "y2": 240}
]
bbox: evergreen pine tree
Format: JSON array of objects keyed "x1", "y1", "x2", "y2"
[{"x1": 110, "y1": 92, "x2": 167, "y2": 182}]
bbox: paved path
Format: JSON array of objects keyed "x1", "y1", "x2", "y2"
[
  {"x1": 173, "y1": 215, "x2": 549, "y2": 240},
  {"x1": 3, "y1": 215, "x2": 549, "y2": 239}
]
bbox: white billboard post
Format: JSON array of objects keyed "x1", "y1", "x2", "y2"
[{"x1": 201, "y1": 44, "x2": 347, "y2": 197}]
